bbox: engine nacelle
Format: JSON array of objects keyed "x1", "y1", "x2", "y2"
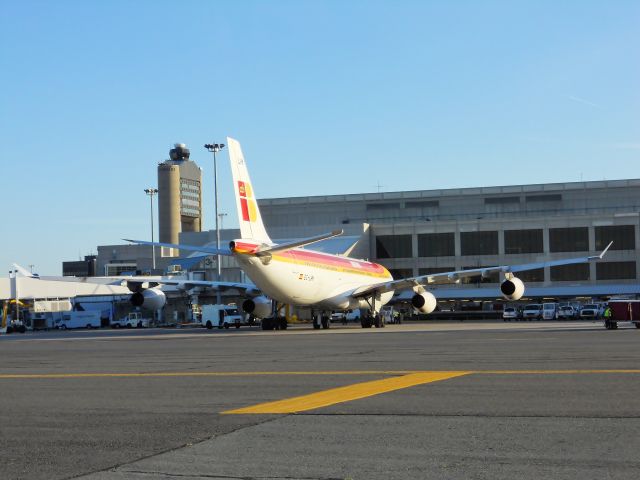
[
  {"x1": 130, "y1": 288, "x2": 166, "y2": 310},
  {"x1": 242, "y1": 296, "x2": 272, "y2": 319},
  {"x1": 500, "y1": 277, "x2": 525, "y2": 301},
  {"x1": 411, "y1": 291, "x2": 437, "y2": 314}
]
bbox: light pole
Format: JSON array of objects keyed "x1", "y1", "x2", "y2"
[
  {"x1": 218, "y1": 212, "x2": 227, "y2": 231},
  {"x1": 204, "y1": 143, "x2": 225, "y2": 305},
  {"x1": 144, "y1": 188, "x2": 158, "y2": 270}
]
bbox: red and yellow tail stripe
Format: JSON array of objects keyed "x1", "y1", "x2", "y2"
[{"x1": 238, "y1": 181, "x2": 258, "y2": 222}]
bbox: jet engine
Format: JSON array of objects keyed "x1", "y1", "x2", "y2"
[
  {"x1": 130, "y1": 288, "x2": 166, "y2": 310},
  {"x1": 500, "y1": 277, "x2": 525, "y2": 301},
  {"x1": 411, "y1": 291, "x2": 437, "y2": 314},
  {"x1": 242, "y1": 296, "x2": 272, "y2": 319}
]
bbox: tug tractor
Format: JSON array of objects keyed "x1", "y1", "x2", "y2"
[{"x1": 2, "y1": 299, "x2": 27, "y2": 334}]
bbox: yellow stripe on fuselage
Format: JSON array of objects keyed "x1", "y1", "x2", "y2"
[{"x1": 271, "y1": 253, "x2": 391, "y2": 279}]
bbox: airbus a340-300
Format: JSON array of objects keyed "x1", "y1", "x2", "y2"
[{"x1": 127, "y1": 138, "x2": 611, "y2": 329}]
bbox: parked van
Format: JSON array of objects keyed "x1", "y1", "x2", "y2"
[
  {"x1": 522, "y1": 304, "x2": 543, "y2": 321},
  {"x1": 542, "y1": 303, "x2": 558, "y2": 320},
  {"x1": 201, "y1": 304, "x2": 245, "y2": 329},
  {"x1": 55, "y1": 311, "x2": 101, "y2": 330}
]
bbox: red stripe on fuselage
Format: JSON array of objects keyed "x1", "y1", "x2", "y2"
[
  {"x1": 279, "y1": 249, "x2": 386, "y2": 274},
  {"x1": 232, "y1": 241, "x2": 388, "y2": 276}
]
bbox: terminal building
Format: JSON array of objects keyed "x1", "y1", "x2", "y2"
[
  {"x1": 89, "y1": 175, "x2": 640, "y2": 304},
  {"x1": 256, "y1": 179, "x2": 640, "y2": 299},
  {"x1": 154, "y1": 178, "x2": 639, "y2": 302},
  {"x1": 53, "y1": 174, "x2": 640, "y2": 324}
]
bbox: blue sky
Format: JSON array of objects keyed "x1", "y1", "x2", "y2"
[{"x1": 1, "y1": 0, "x2": 639, "y2": 274}]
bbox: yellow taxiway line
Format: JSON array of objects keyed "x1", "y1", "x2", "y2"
[
  {"x1": 222, "y1": 372, "x2": 471, "y2": 414},
  {"x1": 2, "y1": 369, "x2": 639, "y2": 414}
]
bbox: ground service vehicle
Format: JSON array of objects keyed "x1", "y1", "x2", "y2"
[
  {"x1": 111, "y1": 312, "x2": 150, "y2": 328},
  {"x1": 502, "y1": 307, "x2": 519, "y2": 321},
  {"x1": 580, "y1": 304, "x2": 601, "y2": 319},
  {"x1": 557, "y1": 305, "x2": 577, "y2": 320},
  {"x1": 522, "y1": 304, "x2": 543, "y2": 320},
  {"x1": 56, "y1": 311, "x2": 101, "y2": 329},
  {"x1": 604, "y1": 300, "x2": 640, "y2": 330},
  {"x1": 201, "y1": 304, "x2": 244, "y2": 329},
  {"x1": 542, "y1": 303, "x2": 558, "y2": 320}
]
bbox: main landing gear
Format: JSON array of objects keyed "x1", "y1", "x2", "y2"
[
  {"x1": 261, "y1": 301, "x2": 288, "y2": 330},
  {"x1": 360, "y1": 295, "x2": 385, "y2": 329},
  {"x1": 360, "y1": 312, "x2": 384, "y2": 328},
  {"x1": 261, "y1": 317, "x2": 288, "y2": 330},
  {"x1": 311, "y1": 310, "x2": 330, "y2": 330}
]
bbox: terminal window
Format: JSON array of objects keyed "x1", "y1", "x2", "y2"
[
  {"x1": 418, "y1": 232, "x2": 455, "y2": 257},
  {"x1": 517, "y1": 268, "x2": 545, "y2": 282},
  {"x1": 504, "y1": 229, "x2": 543, "y2": 254},
  {"x1": 405, "y1": 200, "x2": 439, "y2": 209},
  {"x1": 596, "y1": 261, "x2": 637, "y2": 280},
  {"x1": 549, "y1": 227, "x2": 589, "y2": 252},
  {"x1": 550, "y1": 264, "x2": 590, "y2": 281},
  {"x1": 460, "y1": 231, "x2": 498, "y2": 256},
  {"x1": 462, "y1": 266, "x2": 499, "y2": 283},
  {"x1": 418, "y1": 267, "x2": 455, "y2": 276},
  {"x1": 595, "y1": 225, "x2": 635, "y2": 251},
  {"x1": 389, "y1": 268, "x2": 413, "y2": 279},
  {"x1": 376, "y1": 235, "x2": 413, "y2": 259},
  {"x1": 484, "y1": 196, "x2": 520, "y2": 205}
]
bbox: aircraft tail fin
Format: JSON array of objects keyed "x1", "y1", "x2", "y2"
[{"x1": 227, "y1": 137, "x2": 272, "y2": 244}]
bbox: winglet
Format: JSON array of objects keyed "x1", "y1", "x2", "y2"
[{"x1": 598, "y1": 241, "x2": 613, "y2": 259}]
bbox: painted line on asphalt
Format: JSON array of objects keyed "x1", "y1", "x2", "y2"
[
  {"x1": 0, "y1": 370, "x2": 418, "y2": 379},
  {"x1": 222, "y1": 371, "x2": 471, "y2": 414},
  {"x1": 1, "y1": 369, "x2": 640, "y2": 379}
]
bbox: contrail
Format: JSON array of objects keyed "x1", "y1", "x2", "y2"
[{"x1": 568, "y1": 95, "x2": 599, "y2": 108}]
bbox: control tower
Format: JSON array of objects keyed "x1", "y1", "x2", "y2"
[{"x1": 158, "y1": 143, "x2": 203, "y2": 246}]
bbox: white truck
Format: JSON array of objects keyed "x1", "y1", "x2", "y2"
[
  {"x1": 55, "y1": 311, "x2": 101, "y2": 330},
  {"x1": 111, "y1": 311, "x2": 150, "y2": 328},
  {"x1": 542, "y1": 303, "x2": 558, "y2": 320},
  {"x1": 201, "y1": 304, "x2": 245, "y2": 329},
  {"x1": 522, "y1": 304, "x2": 543, "y2": 321}
]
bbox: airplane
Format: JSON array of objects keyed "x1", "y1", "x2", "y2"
[
  {"x1": 126, "y1": 137, "x2": 613, "y2": 330},
  {"x1": 3, "y1": 263, "x2": 262, "y2": 318}
]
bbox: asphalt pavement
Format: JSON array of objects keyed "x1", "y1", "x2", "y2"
[{"x1": 1, "y1": 321, "x2": 639, "y2": 480}]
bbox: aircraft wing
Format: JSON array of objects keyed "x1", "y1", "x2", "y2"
[
  {"x1": 122, "y1": 239, "x2": 233, "y2": 256},
  {"x1": 100, "y1": 276, "x2": 260, "y2": 296},
  {"x1": 352, "y1": 242, "x2": 613, "y2": 298},
  {"x1": 34, "y1": 274, "x2": 261, "y2": 297}
]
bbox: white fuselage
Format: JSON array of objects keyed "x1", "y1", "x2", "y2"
[{"x1": 232, "y1": 241, "x2": 394, "y2": 311}]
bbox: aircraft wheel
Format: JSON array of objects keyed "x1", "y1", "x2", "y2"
[{"x1": 321, "y1": 316, "x2": 330, "y2": 329}]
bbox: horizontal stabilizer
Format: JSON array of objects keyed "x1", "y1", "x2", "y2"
[
  {"x1": 122, "y1": 239, "x2": 232, "y2": 256},
  {"x1": 255, "y1": 230, "x2": 344, "y2": 256}
]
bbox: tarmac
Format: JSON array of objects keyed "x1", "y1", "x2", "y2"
[{"x1": 1, "y1": 320, "x2": 639, "y2": 480}]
